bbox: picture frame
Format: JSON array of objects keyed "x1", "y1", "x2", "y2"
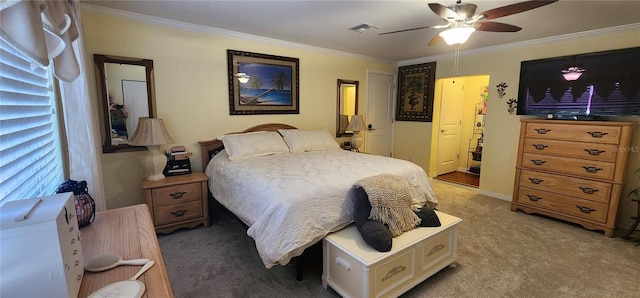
[
  {"x1": 227, "y1": 50, "x2": 299, "y2": 115},
  {"x1": 395, "y1": 62, "x2": 436, "y2": 122}
]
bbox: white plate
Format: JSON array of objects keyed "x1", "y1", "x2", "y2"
[{"x1": 88, "y1": 280, "x2": 146, "y2": 298}]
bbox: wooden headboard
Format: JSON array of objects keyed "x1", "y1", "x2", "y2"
[{"x1": 198, "y1": 123, "x2": 297, "y2": 170}]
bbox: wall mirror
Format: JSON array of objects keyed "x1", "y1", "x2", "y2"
[
  {"x1": 94, "y1": 54, "x2": 156, "y2": 153},
  {"x1": 336, "y1": 79, "x2": 359, "y2": 137}
]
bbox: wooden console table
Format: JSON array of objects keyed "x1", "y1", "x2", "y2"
[{"x1": 78, "y1": 204, "x2": 173, "y2": 297}]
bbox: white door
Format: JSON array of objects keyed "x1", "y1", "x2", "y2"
[
  {"x1": 436, "y1": 78, "x2": 465, "y2": 175},
  {"x1": 365, "y1": 71, "x2": 395, "y2": 156},
  {"x1": 122, "y1": 80, "x2": 149, "y2": 134}
]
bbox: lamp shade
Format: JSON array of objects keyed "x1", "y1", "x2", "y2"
[
  {"x1": 129, "y1": 118, "x2": 174, "y2": 181},
  {"x1": 346, "y1": 114, "x2": 367, "y2": 132},
  {"x1": 129, "y1": 118, "x2": 174, "y2": 146},
  {"x1": 439, "y1": 27, "x2": 476, "y2": 45}
]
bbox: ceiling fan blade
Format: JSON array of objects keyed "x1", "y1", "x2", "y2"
[
  {"x1": 428, "y1": 3, "x2": 459, "y2": 20},
  {"x1": 379, "y1": 26, "x2": 431, "y2": 35},
  {"x1": 428, "y1": 35, "x2": 443, "y2": 46},
  {"x1": 479, "y1": 0, "x2": 558, "y2": 20},
  {"x1": 476, "y1": 21, "x2": 522, "y2": 32}
]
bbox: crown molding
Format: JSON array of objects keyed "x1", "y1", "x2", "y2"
[
  {"x1": 399, "y1": 23, "x2": 640, "y2": 66},
  {"x1": 80, "y1": 3, "x2": 394, "y2": 65}
]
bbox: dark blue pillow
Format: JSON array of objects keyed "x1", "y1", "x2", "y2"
[
  {"x1": 415, "y1": 207, "x2": 441, "y2": 227},
  {"x1": 355, "y1": 187, "x2": 392, "y2": 252}
]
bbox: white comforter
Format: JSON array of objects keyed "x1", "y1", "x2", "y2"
[{"x1": 205, "y1": 149, "x2": 437, "y2": 268}]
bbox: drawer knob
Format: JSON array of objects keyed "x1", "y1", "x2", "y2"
[
  {"x1": 526, "y1": 195, "x2": 542, "y2": 202},
  {"x1": 530, "y1": 159, "x2": 546, "y2": 166},
  {"x1": 534, "y1": 128, "x2": 551, "y2": 134},
  {"x1": 169, "y1": 191, "x2": 187, "y2": 199},
  {"x1": 171, "y1": 209, "x2": 188, "y2": 217},
  {"x1": 578, "y1": 187, "x2": 599, "y2": 194},
  {"x1": 586, "y1": 131, "x2": 608, "y2": 138},
  {"x1": 582, "y1": 166, "x2": 603, "y2": 173},
  {"x1": 576, "y1": 206, "x2": 596, "y2": 213},
  {"x1": 528, "y1": 177, "x2": 544, "y2": 184},
  {"x1": 584, "y1": 148, "x2": 605, "y2": 156},
  {"x1": 532, "y1": 144, "x2": 549, "y2": 150}
]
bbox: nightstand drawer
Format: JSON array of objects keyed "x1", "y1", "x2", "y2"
[
  {"x1": 154, "y1": 200, "x2": 203, "y2": 226},
  {"x1": 151, "y1": 182, "x2": 201, "y2": 206}
]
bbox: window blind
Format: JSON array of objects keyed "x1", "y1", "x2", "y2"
[{"x1": 0, "y1": 39, "x2": 63, "y2": 203}]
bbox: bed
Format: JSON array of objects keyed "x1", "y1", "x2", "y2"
[{"x1": 199, "y1": 123, "x2": 438, "y2": 270}]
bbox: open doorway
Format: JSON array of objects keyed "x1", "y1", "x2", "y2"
[{"x1": 429, "y1": 75, "x2": 489, "y2": 188}]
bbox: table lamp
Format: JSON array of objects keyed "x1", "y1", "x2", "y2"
[
  {"x1": 129, "y1": 117, "x2": 174, "y2": 181},
  {"x1": 346, "y1": 114, "x2": 367, "y2": 152}
]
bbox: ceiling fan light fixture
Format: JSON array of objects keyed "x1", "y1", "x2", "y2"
[{"x1": 439, "y1": 27, "x2": 476, "y2": 45}]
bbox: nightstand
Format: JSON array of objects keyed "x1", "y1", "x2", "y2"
[{"x1": 142, "y1": 172, "x2": 209, "y2": 234}]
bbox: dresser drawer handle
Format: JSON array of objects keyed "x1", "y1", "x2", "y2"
[
  {"x1": 584, "y1": 149, "x2": 605, "y2": 155},
  {"x1": 576, "y1": 206, "x2": 596, "y2": 213},
  {"x1": 582, "y1": 166, "x2": 603, "y2": 173},
  {"x1": 528, "y1": 177, "x2": 544, "y2": 184},
  {"x1": 530, "y1": 159, "x2": 546, "y2": 166},
  {"x1": 526, "y1": 195, "x2": 542, "y2": 202},
  {"x1": 532, "y1": 144, "x2": 548, "y2": 150},
  {"x1": 534, "y1": 128, "x2": 551, "y2": 134},
  {"x1": 578, "y1": 187, "x2": 599, "y2": 194},
  {"x1": 169, "y1": 191, "x2": 187, "y2": 199},
  {"x1": 586, "y1": 131, "x2": 608, "y2": 138},
  {"x1": 171, "y1": 209, "x2": 188, "y2": 217}
]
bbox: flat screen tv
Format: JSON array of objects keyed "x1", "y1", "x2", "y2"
[{"x1": 516, "y1": 47, "x2": 640, "y2": 119}]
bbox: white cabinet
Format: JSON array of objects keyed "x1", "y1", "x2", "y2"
[{"x1": 1, "y1": 193, "x2": 84, "y2": 298}]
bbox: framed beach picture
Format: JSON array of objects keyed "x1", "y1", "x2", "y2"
[
  {"x1": 396, "y1": 62, "x2": 436, "y2": 122},
  {"x1": 227, "y1": 50, "x2": 299, "y2": 115}
]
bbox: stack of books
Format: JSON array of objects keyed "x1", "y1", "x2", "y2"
[
  {"x1": 164, "y1": 146, "x2": 192, "y2": 176},
  {"x1": 170, "y1": 146, "x2": 190, "y2": 161}
]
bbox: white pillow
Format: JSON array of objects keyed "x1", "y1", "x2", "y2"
[
  {"x1": 217, "y1": 131, "x2": 290, "y2": 160},
  {"x1": 278, "y1": 129, "x2": 341, "y2": 153}
]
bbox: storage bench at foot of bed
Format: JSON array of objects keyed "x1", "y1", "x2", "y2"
[{"x1": 322, "y1": 211, "x2": 461, "y2": 298}]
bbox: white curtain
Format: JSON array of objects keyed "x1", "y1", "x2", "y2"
[
  {"x1": 1, "y1": 0, "x2": 106, "y2": 210},
  {"x1": 59, "y1": 4, "x2": 106, "y2": 211}
]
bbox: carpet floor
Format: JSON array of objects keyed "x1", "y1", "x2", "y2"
[{"x1": 157, "y1": 180, "x2": 640, "y2": 297}]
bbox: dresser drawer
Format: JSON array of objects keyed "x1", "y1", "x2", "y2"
[
  {"x1": 523, "y1": 138, "x2": 617, "y2": 162},
  {"x1": 153, "y1": 200, "x2": 203, "y2": 226},
  {"x1": 525, "y1": 123, "x2": 621, "y2": 144},
  {"x1": 519, "y1": 170, "x2": 612, "y2": 203},
  {"x1": 517, "y1": 187, "x2": 608, "y2": 223},
  {"x1": 151, "y1": 182, "x2": 202, "y2": 206},
  {"x1": 522, "y1": 153, "x2": 615, "y2": 180}
]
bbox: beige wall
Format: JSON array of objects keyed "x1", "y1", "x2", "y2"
[
  {"x1": 394, "y1": 28, "x2": 640, "y2": 228},
  {"x1": 82, "y1": 11, "x2": 396, "y2": 209}
]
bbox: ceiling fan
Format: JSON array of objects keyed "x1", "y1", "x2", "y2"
[{"x1": 380, "y1": 0, "x2": 558, "y2": 46}]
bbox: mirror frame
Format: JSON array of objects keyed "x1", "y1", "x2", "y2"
[
  {"x1": 94, "y1": 54, "x2": 157, "y2": 153},
  {"x1": 336, "y1": 79, "x2": 359, "y2": 137}
]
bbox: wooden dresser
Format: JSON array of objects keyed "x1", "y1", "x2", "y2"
[
  {"x1": 511, "y1": 119, "x2": 633, "y2": 237},
  {"x1": 143, "y1": 172, "x2": 209, "y2": 234},
  {"x1": 79, "y1": 204, "x2": 173, "y2": 297}
]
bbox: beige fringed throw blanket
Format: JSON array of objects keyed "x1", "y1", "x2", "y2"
[{"x1": 354, "y1": 174, "x2": 421, "y2": 237}]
